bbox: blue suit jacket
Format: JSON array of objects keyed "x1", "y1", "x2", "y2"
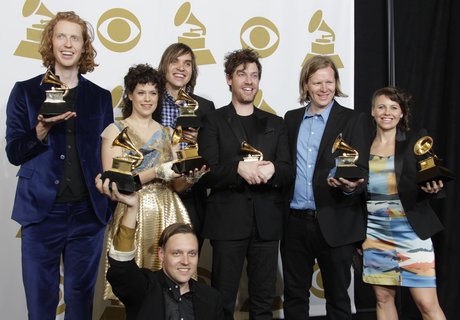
[{"x1": 6, "y1": 73, "x2": 114, "y2": 226}]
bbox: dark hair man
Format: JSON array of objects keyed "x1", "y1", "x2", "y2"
[
  {"x1": 197, "y1": 48, "x2": 293, "y2": 319},
  {"x1": 96, "y1": 178, "x2": 224, "y2": 320}
]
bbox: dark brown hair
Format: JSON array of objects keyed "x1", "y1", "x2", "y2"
[
  {"x1": 158, "y1": 43, "x2": 198, "y2": 93},
  {"x1": 39, "y1": 11, "x2": 97, "y2": 74},
  {"x1": 158, "y1": 223, "x2": 197, "y2": 248},
  {"x1": 224, "y1": 48, "x2": 262, "y2": 91},
  {"x1": 121, "y1": 64, "x2": 165, "y2": 119},
  {"x1": 371, "y1": 86, "x2": 411, "y2": 131}
]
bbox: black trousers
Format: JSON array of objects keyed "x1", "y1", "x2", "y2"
[
  {"x1": 211, "y1": 235, "x2": 279, "y2": 320},
  {"x1": 281, "y1": 211, "x2": 355, "y2": 320},
  {"x1": 179, "y1": 187, "x2": 206, "y2": 250}
]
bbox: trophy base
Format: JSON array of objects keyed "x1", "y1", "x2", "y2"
[
  {"x1": 39, "y1": 102, "x2": 71, "y2": 118},
  {"x1": 176, "y1": 116, "x2": 202, "y2": 129},
  {"x1": 416, "y1": 166, "x2": 455, "y2": 185},
  {"x1": 101, "y1": 170, "x2": 142, "y2": 194},
  {"x1": 172, "y1": 157, "x2": 208, "y2": 174},
  {"x1": 333, "y1": 165, "x2": 364, "y2": 181}
]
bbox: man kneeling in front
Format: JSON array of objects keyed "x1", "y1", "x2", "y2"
[{"x1": 98, "y1": 177, "x2": 223, "y2": 320}]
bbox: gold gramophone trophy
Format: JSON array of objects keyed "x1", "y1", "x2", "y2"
[
  {"x1": 101, "y1": 127, "x2": 144, "y2": 194},
  {"x1": 330, "y1": 133, "x2": 363, "y2": 180},
  {"x1": 171, "y1": 88, "x2": 207, "y2": 173},
  {"x1": 241, "y1": 141, "x2": 263, "y2": 162},
  {"x1": 175, "y1": 87, "x2": 202, "y2": 128},
  {"x1": 39, "y1": 68, "x2": 71, "y2": 117},
  {"x1": 414, "y1": 136, "x2": 454, "y2": 185}
]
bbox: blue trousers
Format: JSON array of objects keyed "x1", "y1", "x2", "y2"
[{"x1": 21, "y1": 200, "x2": 105, "y2": 320}]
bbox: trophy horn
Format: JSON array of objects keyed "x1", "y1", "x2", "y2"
[
  {"x1": 241, "y1": 141, "x2": 263, "y2": 161},
  {"x1": 414, "y1": 136, "x2": 435, "y2": 157},
  {"x1": 171, "y1": 125, "x2": 196, "y2": 146},
  {"x1": 113, "y1": 127, "x2": 144, "y2": 169},
  {"x1": 176, "y1": 88, "x2": 198, "y2": 110},
  {"x1": 332, "y1": 133, "x2": 358, "y2": 162},
  {"x1": 171, "y1": 126, "x2": 183, "y2": 146},
  {"x1": 41, "y1": 67, "x2": 69, "y2": 97}
]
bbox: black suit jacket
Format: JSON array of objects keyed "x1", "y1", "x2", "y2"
[
  {"x1": 107, "y1": 257, "x2": 224, "y2": 320},
  {"x1": 191, "y1": 93, "x2": 215, "y2": 119},
  {"x1": 180, "y1": 94, "x2": 215, "y2": 237},
  {"x1": 284, "y1": 101, "x2": 369, "y2": 247},
  {"x1": 198, "y1": 103, "x2": 293, "y2": 241},
  {"x1": 389, "y1": 129, "x2": 444, "y2": 239}
]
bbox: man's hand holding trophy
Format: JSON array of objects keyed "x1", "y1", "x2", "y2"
[
  {"x1": 327, "y1": 133, "x2": 365, "y2": 192},
  {"x1": 171, "y1": 88, "x2": 208, "y2": 175},
  {"x1": 238, "y1": 141, "x2": 274, "y2": 185},
  {"x1": 39, "y1": 67, "x2": 71, "y2": 117},
  {"x1": 330, "y1": 133, "x2": 364, "y2": 180}
]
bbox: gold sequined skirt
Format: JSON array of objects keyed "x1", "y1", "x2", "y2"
[{"x1": 103, "y1": 181, "x2": 190, "y2": 300}]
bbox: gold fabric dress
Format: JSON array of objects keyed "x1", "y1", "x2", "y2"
[{"x1": 103, "y1": 121, "x2": 190, "y2": 300}]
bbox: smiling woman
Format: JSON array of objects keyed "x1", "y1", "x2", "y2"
[{"x1": 362, "y1": 86, "x2": 446, "y2": 319}]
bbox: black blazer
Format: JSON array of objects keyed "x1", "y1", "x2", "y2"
[
  {"x1": 387, "y1": 129, "x2": 444, "y2": 239},
  {"x1": 191, "y1": 93, "x2": 215, "y2": 119},
  {"x1": 284, "y1": 101, "x2": 370, "y2": 247},
  {"x1": 198, "y1": 103, "x2": 293, "y2": 241},
  {"x1": 181, "y1": 93, "x2": 215, "y2": 237},
  {"x1": 107, "y1": 258, "x2": 224, "y2": 320}
]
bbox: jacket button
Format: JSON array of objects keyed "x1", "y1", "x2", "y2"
[{"x1": 54, "y1": 180, "x2": 60, "y2": 185}]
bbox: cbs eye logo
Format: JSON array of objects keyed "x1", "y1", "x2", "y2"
[
  {"x1": 240, "y1": 17, "x2": 280, "y2": 58},
  {"x1": 97, "y1": 8, "x2": 141, "y2": 52}
]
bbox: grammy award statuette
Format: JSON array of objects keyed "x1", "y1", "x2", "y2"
[
  {"x1": 330, "y1": 133, "x2": 363, "y2": 180},
  {"x1": 240, "y1": 141, "x2": 263, "y2": 162},
  {"x1": 171, "y1": 88, "x2": 207, "y2": 174},
  {"x1": 101, "y1": 127, "x2": 144, "y2": 194},
  {"x1": 414, "y1": 136, "x2": 454, "y2": 185},
  {"x1": 39, "y1": 68, "x2": 71, "y2": 117}
]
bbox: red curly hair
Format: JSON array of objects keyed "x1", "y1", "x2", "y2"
[{"x1": 39, "y1": 11, "x2": 98, "y2": 74}]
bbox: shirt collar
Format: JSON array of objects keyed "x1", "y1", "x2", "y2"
[
  {"x1": 161, "y1": 271, "x2": 195, "y2": 301},
  {"x1": 304, "y1": 100, "x2": 334, "y2": 122},
  {"x1": 164, "y1": 90, "x2": 177, "y2": 106}
]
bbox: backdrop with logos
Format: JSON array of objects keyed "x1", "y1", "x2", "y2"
[{"x1": 0, "y1": 1, "x2": 355, "y2": 318}]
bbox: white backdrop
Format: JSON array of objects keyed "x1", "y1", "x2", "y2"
[{"x1": 0, "y1": 1, "x2": 354, "y2": 319}]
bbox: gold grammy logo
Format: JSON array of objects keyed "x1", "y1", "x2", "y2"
[
  {"x1": 111, "y1": 85, "x2": 124, "y2": 121},
  {"x1": 14, "y1": 0, "x2": 54, "y2": 60},
  {"x1": 254, "y1": 90, "x2": 277, "y2": 115},
  {"x1": 302, "y1": 10, "x2": 344, "y2": 68},
  {"x1": 240, "y1": 17, "x2": 280, "y2": 59},
  {"x1": 174, "y1": 2, "x2": 215, "y2": 65},
  {"x1": 310, "y1": 262, "x2": 325, "y2": 299}
]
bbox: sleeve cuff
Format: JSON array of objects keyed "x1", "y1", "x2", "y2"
[{"x1": 109, "y1": 245, "x2": 136, "y2": 261}]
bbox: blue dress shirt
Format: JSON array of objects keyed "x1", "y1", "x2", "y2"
[{"x1": 290, "y1": 101, "x2": 334, "y2": 210}]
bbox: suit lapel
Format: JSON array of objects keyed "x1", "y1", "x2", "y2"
[
  {"x1": 225, "y1": 103, "x2": 247, "y2": 144},
  {"x1": 253, "y1": 108, "x2": 269, "y2": 152},
  {"x1": 289, "y1": 107, "x2": 306, "y2": 163},
  {"x1": 317, "y1": 102, "x2": 340, "y2": 160},
  {"x1": 394, "y1": 130, "x2": 407, "y2": 186}
]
